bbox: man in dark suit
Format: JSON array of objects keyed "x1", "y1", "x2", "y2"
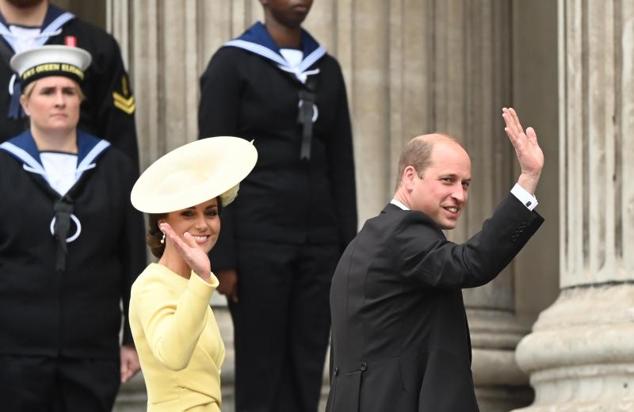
[{"x1": 327, "y1": 107, "x2": 545, "y2": 412}]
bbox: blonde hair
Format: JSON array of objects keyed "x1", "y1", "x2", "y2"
[{"x1": 21, "y1": 78, "x2": 86, "y2": 102}]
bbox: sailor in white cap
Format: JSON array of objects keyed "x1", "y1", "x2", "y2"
[
  {"x1": 0, "y1": 0, "x2": 140, "y2": 171},
  {"x1": 0, "y1": 44, "x2": 146, "y2": 411},
  {"x1": 10, "y1": 43, "x2": 90, "y2": 89},
  {"x1": 128, "y1": 136, "x2": 257, "y2": 412}
]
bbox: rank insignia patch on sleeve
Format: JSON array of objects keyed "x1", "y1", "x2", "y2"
[
  {"x1": 113, "y1": 91, "x2": 135, "y2": 114},
  {"x1": 113, "y1": 75, "x2": 135, "y2": 114}
]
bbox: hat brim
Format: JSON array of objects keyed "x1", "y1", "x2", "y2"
[
  {"x1": 131, "y1": 136, "x2": 257, "y2": 214},
  {"x1": 10, "y1": 45, "x2": 92, "y2": 89}
]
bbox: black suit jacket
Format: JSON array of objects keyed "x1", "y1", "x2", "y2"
[{"x1": 327, "y1": 194, "x2": 544, "y2": 412}]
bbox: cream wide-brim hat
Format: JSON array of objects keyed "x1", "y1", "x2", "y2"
[{"x1": 130, "y1": 136, "x2": 258, "y2": 214}]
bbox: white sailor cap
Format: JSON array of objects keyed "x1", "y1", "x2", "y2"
[{"x1": 10, "y1": 45, "x2": 92, "y2": 90}]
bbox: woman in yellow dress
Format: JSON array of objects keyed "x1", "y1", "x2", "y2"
[{"x1": 128, "y1": 136, "x2": 257, "y2": 411}]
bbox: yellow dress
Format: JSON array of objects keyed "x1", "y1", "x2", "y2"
[{"x1": 129, "y1": 263, "x2": 225, "y2": 411}]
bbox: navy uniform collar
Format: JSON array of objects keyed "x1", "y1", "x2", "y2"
[
  {"x1": 224, "y1": 21, "x2": 326, "y2": 83},
  {"x1": 0, "y1": 129, "x2": 108, "y2": 268},
  {"x1": 0, "y1": 130, "x2": 111, "y2": 185},
  {"x1": 0, "y1": 4, "x2": 75, "y2": 49}
]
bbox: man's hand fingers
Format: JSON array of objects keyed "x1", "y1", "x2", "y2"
[
  {"x1": 502, "y1": 107, "x2": 524, "y2": 139},
  {"x1": 501, "y1": 108, "x2": 544, "y2": 188},
  {"x1": 504, "y1": 125, "x2": 524, "y2": 151},
  {"x1": 508, "y1": 107, "x2": 524, "y2": 135},
  {"x1": 507, "y1": 107, "x2": 524, "y2": 136},
  {"x1": 502, "y1": 111, "x2": 518, "y2": 140},
  {"x1": 526, "y1": 126, "x2": 538, "y2": 143}
]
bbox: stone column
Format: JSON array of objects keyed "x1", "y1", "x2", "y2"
[
  {"x1": 425, "y1": 2, "x2": 533, "y2": 410},
  {"x1": 514, "y1": 1, "x2": 634, "y2": 410}
]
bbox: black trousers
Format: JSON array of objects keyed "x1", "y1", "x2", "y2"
[
  {"x1": 0, "y1": 355, "x2": 119, "y2": 412},
  {"x1": 230, "y1": 240, "x2": 339, "y2": 412}
]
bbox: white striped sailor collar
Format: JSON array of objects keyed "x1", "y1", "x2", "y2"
[
  {"x1": 0, "y1": 130, "x2": 110, "y2": 189},
  {"x1": 224, "y1": 21, "x2": 326, "y2": 84},
  {"x1": 0, "y1": 5, "x2": 75, "y2": 52}
]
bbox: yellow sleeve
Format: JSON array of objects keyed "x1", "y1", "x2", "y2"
[{"x1": 134, "y1": 272, "x2": 219, "y2": 370}]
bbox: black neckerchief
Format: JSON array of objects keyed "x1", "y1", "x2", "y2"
[{"x1": 297, "y1": 75, "x2": 318, "y2": 160}]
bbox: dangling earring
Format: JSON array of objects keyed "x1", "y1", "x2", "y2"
[{"x1": 160, "y1": 232, "x2": 166, "y2": 244}]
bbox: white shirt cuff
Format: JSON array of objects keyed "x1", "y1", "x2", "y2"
[{"x1": 511, "y1": 183, "x2": 538, "y2": 211}]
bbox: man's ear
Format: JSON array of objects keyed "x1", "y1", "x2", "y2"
[{"x1": 402, "y1": 165, "x2": 418, "y2": 191}]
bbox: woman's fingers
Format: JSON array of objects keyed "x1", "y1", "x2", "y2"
[
  {"x1": 159, "y1": 223, "x2": 211, "y2": 277},
  {"x1": 182, "y1": 232, "x2": 199, "y2": 249},
  {"x1": 159, "y1": 222, "x2": 177, "y2": 243},
  {"x1": 159, "y1": 222, "x2": 190, "y2": 255}
]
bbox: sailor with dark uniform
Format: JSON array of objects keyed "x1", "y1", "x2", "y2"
[
  {"x1": 198, "y1": 1, "x2": 357, "y2": 411},
  {"x1": 0, "y1": 0, "x2": 139, "y2": 170},
  {"x1": 0, "y1": 44, "x2": 145, "y2": 412}
]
